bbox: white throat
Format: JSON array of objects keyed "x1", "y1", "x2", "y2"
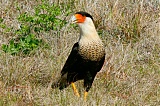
[{"x1": 78, "y1": 17, "x2": 101, "y2": 44}]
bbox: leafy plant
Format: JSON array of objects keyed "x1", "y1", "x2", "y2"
[
  {"x1": 2, "y1": 0, "x2": 70, "y2": 55},
  {"x1": 2, "y1": 34, "x2": 42, "y2": 55}
]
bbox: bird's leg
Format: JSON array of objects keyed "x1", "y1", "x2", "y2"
[
  {"x1": 84, "y1": 91, "x2": 88, "y2": 100},
  {"x1": 71, "y1": 82, "x2": 80, "y2": 97},
  {"x1": 83, "y1": 72, "x2": 96, "y2": 100}
]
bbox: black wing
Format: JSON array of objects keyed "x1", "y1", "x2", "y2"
[{"x1": 61, "y1": 42, "x2": 80, "y2": 76}]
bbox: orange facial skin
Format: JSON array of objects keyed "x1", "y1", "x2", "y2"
[{"x1": 75, "y1": 14, "x2": 86, "y2": 23}]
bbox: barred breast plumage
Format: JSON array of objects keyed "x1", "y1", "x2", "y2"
[{"x1": 79, "y1": 40, "x2": 105, "y2": 61}]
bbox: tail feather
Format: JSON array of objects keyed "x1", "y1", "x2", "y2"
[
  {"x1": 51, "y1": 80, "x2": 60, "y2": 88},
  {"x1": 51, "y1": 73, "x2": 69, "y2": 90}
]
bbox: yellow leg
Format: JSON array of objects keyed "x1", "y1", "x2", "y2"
[
  {"x1": 84, "y1": 91, "x2": 88, "y2": 100},
  {"x1": 71, "y1": 82, "x2": 80, "y2": 97}
]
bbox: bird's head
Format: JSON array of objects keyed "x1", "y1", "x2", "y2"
[
  {"x1": 70, "y1": 11, "x2": 101, "y2": 42},
  {"x1": 70, "y1": 11, "x2": 93, "y2": 24},
  {"x1": 70, "y1": 11, "x2": 97, "y2": 37}
]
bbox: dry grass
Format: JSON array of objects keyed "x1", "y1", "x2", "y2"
[{"x1": 0, "y1": 0, "x2": 160, "y2": 105}]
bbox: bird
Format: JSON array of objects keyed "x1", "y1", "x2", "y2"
[{"x1": 52, "y1": 11, "x2": 105, "y2": 100}]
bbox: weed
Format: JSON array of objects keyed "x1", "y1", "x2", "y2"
[{"x1": 1, "y1": 0, "x2": 70, "y2": 55}]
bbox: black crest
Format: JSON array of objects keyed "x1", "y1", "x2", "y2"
[{"x1": 76, "y1": 11, "x2": 93, "y2": 21}]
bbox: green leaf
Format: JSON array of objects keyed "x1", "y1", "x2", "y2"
[{"x1": 0, "y1": 18, "x2": 3, "y2": 23}]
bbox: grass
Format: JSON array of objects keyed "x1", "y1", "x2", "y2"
[{"x1": 0, "y1": 0, "x2": 160, "y2": 105}]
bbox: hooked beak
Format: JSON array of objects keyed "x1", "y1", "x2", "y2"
[{"x1": 70, "y1": 15, "x2": 77, "y2": 23}]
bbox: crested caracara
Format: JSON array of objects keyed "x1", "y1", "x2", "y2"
[{"x1": 52, "y1": 11, "x2": 105, "y2": 100}]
